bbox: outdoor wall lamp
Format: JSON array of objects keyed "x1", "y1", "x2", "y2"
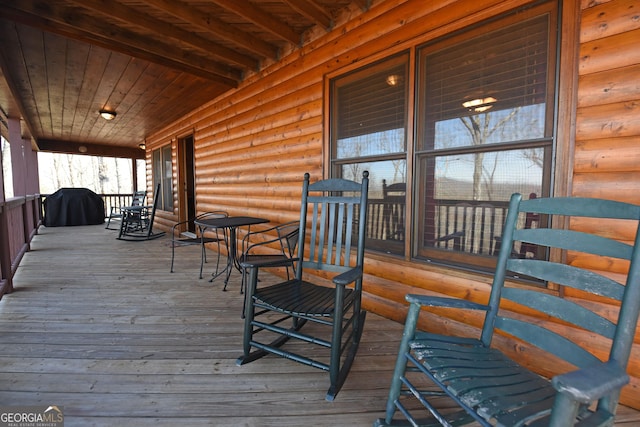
[{"x1": 99, "y1": 109, "x2": 117, "y2": 120}]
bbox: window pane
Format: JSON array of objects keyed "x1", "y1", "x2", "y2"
[
  {"x1": 420, "y1": 148, "x2": 543, "y2": 257},
  {"x1": 340, "y1": 160, "x2": 407, "y2": 255},
  {"x1": 337, "y1": 129, "x2": 405, "y2": 159},
  {"x1": 162, "y1": 145, "x2": 172, "y2": 212},
  {"x1": 416, "y1": 4, "x2": 555, "y2": 270},
  {"x1": 433, "y1": 104, "x2": 546, "y2": 150},
  {"x1": 333, "y1": 55, "x2": 408, "y2": 159},
  {"x1": 419, "y1": 14, "x2": 551, "y2": 151},
  {"x1": 1, "y1": 136, "x2": 13, "y2": 199}
]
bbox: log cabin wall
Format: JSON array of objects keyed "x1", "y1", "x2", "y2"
[{"x1": 145, "y1": 0, "x2": 640, "y2": 409}]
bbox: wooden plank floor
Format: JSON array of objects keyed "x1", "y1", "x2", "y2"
[{"x1": 1, "y1": 224, "x2": 639, "y2": 426}]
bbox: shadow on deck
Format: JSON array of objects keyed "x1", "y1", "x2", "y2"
[{"x1": 0, "y1": 224, "x2": 638, "y2": 426}]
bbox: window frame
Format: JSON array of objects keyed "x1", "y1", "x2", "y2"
[
  {"x1": 327, "y1": 0, "x2": 560, "y2": 273},
  {"x1": 152, "y1": 144, "x2": 173, "y2": 212}
]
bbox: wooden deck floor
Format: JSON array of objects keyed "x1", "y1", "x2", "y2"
[{"x1": 1, "y1": 224, "x2": 639, "y2": 426}]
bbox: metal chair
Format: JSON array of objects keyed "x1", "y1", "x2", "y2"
[
  {"x1": 170, "y1": 211, "x2": 228, "y2": 279},
  {"x1": 238, "y1": 220, "x2": 300, "y2": 317},
  {"x1": 239, "y1": 220, "x2": 300, "y2": 291},
  {"x1": 106, "y1": 190, "x2": 146, "y2": 230},
  {"x1": 237, "y1": 171, "x2": 370, "y2": 401}
]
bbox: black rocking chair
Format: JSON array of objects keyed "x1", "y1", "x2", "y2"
[
  {"x1": 237, "y1": 171, "x2": 370, "y2": 401},
  {"x1": 117, "y1": 183, "x2": 165, "y2": 241}
]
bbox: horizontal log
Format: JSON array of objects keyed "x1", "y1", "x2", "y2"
[
  {"x1": 580, "y1": 0, "x2": 640, "y2": 43},
  {"x1": 195, "y1": 116, "x2": 322, "y2": 160},
  {"x1": 578, "y1": 63, "x2": 640, "y2": 107},
  {"x1": 574, "y1": 136, "x2": 640, "y2": 173},
  {"x1": 579, "y1": 28, "x2": 640, "y2": 75},
  {"x1": 571, "y1": 215, "x2": 639, "y2": 242},
  {"x1": 576, "y1": 100, "x2": 640, "y2": 140},
  {"x1": 572, "y1": 171, "x2": 640, "y2": 200}
]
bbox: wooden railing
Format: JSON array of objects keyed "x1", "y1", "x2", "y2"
[
  {"x1": 365, "y1": 198, "x2": 510, "y2": 256},
  {"x1": 40, "y1": 193, "x2": 143, "y2": 220},
  {"x1": 0, "y1": 195, "x2": 42, "y2": 298}
]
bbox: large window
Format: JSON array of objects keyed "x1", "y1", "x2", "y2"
[
  {"x1": 152, "y1": 145, "x2": 173, "y2": 212},
  {"x1": 330, "y1": 54, "x2": 409, "y2": 255},
  {"x1": 330, "y1": 2, "x2": 557, "y2": 270}
]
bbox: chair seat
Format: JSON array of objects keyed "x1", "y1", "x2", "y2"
[
  {"x1": 254, "y1": 280, "x2": 354, "y2": 317},
  {"x1": 409, "y1": 334, "x2": 558, "y2": 425},
  {"x1": 170, "y1": 236, "x2": 222, "y2": 247}
]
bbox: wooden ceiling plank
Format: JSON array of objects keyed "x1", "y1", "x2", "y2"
[
  {"x1": 144, "y1": 0, "x2": 279, "y2": 61},
  {"x1": 14, "y1": 23, "x2": 51, "y2": 137},
  {"x1": 209, "y1": 0, "x2": 301, "y2": 45},
  {"x1": 282, "y1": 0, "x2": 333, "y2": 30},
  {"x1": 60, "y1": 37, "x2": 90, "y2": 142},
  {"x1": 0, "y1": 1, "x2": 240, "y2": 86},
  {"x1": 44, "y1": 33, "x2": 69, "y2": 139},
  {"x1": 0, "y1": 21, "x2": 38, "y2": 142},
  {"x1": 70, "y1": 45, "x2": 113, "y2": 142},
  {"x1": 68, "y1": 0, "x2": 259, "y2": 70}
]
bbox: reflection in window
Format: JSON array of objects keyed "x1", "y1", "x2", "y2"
[
  {"x1": 152, "y1": 145, "x2": 173, "y2": 212},
  {"x1": 416, "y1": 5, "x2": 556, "y2": 269},
  {"x1": 331, "y1": 54, "x2": 409, "y2": 256},
  {"x1": 1, "y1": 136, "x2": 13, "y2": 199}
]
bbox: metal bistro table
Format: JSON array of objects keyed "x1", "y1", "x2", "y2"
[{"x1": 194, "y1": 216, "x2": 269, "y2": 290}]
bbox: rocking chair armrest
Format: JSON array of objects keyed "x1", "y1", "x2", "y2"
[
  {"x1": 552, "y1": 361, "x2": 629, "y2": 404},
  {"x1": 406, "y1": 294, "x2": 490, "y2": 311},
  {"x1": 333, "y1": 266, "x2": 363, "y2": 286}
]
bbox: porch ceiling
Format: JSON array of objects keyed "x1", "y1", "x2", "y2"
[{"x1": 0, "y1": 0, "x2": 365, "y2": 158}]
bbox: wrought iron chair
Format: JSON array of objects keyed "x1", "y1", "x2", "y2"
[
  {"x1": 170, "y1": 211, "x2": 228, "y2": 279},
  {"x1": 105, "y1": 190, "x2": 146, "y2": 230},
  {"x1": 237, "y1": 171, "x2": 370, "y2": 401},
  {"x1": 239, "y1": 220, "x2": 300, "y2": 294},
  {"x1": 117, "y1": 183, "x2": 165, "y2": 241}
]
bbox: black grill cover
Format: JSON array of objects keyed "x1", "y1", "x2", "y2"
[{"x1": 44, "y1": 188, "x2": 105, "y2": 226}]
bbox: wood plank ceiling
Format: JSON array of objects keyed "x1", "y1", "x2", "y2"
[{"x1": 0, "y1": 0, "x2": 365, "y2": 158}]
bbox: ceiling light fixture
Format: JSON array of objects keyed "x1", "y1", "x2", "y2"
[
  {"x1": 99, "y1": 109, "x2": 117, "y2": 120},
  {"x1": 138, "y1": 143, "x2": 146, "y2": 150},
  {"x1": 462, "y1": 97, "x2": 497, "y2": 112}
]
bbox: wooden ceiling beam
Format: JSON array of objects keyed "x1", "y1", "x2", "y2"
[
  {"x1": 68, "y1": 0, "x2": 259, "y2": 70},
  {"x1": 0, "y1": 1, "x2": 241, "y2": 86},
  {"x1": 282, "y1": 0, "x2": 333, "y2": 30},
  {"x1": 36, "y1": 139, "x2": 145, "y2": 159},
  {"x1": 144, "y1": 0, "x2": 279, "y2": 61},
  {"x1": 209, "y1": 0, "x2": 302, "y2": 45}
]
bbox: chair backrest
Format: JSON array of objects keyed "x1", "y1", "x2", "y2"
[
  {"x1": 145, "y1": 183, "x2": 161, "y2": 233},
  {"x1": 382, "y1": 180, "x2": 406, "y2": 241},
  {"x1": 485, "y1": 193, "x2": 640, "y2": 409},
  {"x1": 296, "y1": 172, "x2": 369, "y2": 279},
  {"x1": 275, "y1": 221, "x2": 300, "y2": 259},
  {"x1": 131, "y1": 191, "x2": 146, "y2": 207}
]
